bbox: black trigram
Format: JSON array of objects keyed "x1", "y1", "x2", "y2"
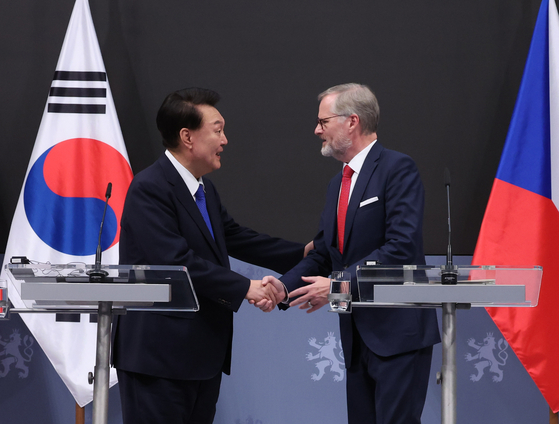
[{"x1": 48, "y1": 71, "x2": 107, "y2": 114}]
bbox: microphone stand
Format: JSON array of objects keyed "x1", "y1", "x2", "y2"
[
  {"x1": 85, "y1": 182, "x2": 113, "y2": 424},
  {"x1": 441, "y1": 168, "x2": 457, "y2": 285},
  {"x1": 438, "y1": 169, "x2": 458, "y2": 424},
  {"x1": 88, "y1": 182, "x2": 112, "y2": 280}
]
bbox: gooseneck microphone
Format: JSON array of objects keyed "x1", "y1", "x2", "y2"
[
  {"x1": 88, "y1": 182, "x2": 112, "y2": 280},
  {"x1": 441, "y1": 169, "x2": 458, "y2": 284}
]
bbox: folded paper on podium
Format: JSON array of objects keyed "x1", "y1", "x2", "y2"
[{"x1": 5, "y1": 263, "x2": 199, "y2": 312}]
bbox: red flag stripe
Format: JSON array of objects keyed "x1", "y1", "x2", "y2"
[{"x1": 473, "y1": 178, "x2": 559, "y2": 411}]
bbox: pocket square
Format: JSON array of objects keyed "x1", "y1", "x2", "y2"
[{"x1": 360, "y1": 196, "x2": 379, "y2": 207}]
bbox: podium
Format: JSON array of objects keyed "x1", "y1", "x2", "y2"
[
  {"x1": 3, "y1": 262, "x2": 199, "y2": 424},
  {"x1": 328, "y1": 264, "x2": 543, "y2": 424}
]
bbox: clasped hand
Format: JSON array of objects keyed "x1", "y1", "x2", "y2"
[
  {"x1": 245, "y1": 279, "x2": 286, "y2": 313},
  {"x1": 261, "y1": 275, "x2": 330, "y2": 313}
]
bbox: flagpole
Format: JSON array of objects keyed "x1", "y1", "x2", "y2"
[
  {"x1": 76, "y1": 403, "x2": 85, "y2": 424},
  {"x1": 551, "y1": 408, "x2": 558, "y2": 424}
]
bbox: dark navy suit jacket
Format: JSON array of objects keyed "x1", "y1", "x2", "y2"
[
  {"x1": 113, "y1": 154, "x2": 304, "y2": 380},
  {"x1": 281, "y1": 142, "x2": 440, "y2": 366}
]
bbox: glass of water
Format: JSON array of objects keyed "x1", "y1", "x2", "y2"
[{"x1": 329, "y1": 271, "x2": 351, "y2": 313}]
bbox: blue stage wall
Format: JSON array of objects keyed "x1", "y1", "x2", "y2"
[{"x1": 0, "y1": 254, "x2": 549, "y2": 423}]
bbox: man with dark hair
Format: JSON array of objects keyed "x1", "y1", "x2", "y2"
[
  {"x1": 113, "y1": 87, "x2": 307, "y2": 424},
  {"x1": 264, "y1": 83, "x2": 440, "y2": 424}
]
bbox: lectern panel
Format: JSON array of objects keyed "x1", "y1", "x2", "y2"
[{"x1": 4, "y1": 263, "x2": 198, "y2": 312}]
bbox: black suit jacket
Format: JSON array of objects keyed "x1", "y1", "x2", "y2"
[
  {"x1": 113, "y1": 154, "x2": 304, "y2": 380},
  {"x1": 281, "y1": 142, "x2": 440, "y2": 365}
]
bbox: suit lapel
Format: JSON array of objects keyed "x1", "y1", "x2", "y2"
[
  {"x1": 159, "y1": 156, "x2": 225, "y2": 263},
  {"x1": 202, "y1": 179, "x2": 230, "y2": 266},
  {"x1": 342, "y1": 142, "x2": 383, "y2": 253},
  {"x1": 325, "y1": 172, "x2": 343, "y2": 259}
]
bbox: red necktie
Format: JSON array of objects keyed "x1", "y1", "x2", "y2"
[{"x1": 337, "y1": 165, "x2": 354, "y2": 254}]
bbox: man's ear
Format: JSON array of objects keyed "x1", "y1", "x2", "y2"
[
  {"x1": 179, "y1": 128, "x2": 193, "y2": 149},
  {"x1": 347, "y1": 114, "x2": 360, "y2": 133}
]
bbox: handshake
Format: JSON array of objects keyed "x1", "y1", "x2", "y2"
[
  {"x1": 244, "y1": 275, "x2": 332, "y2": 313},
  {"x1": 245, "y1": 276, "x2": 286, "y2": 313}
]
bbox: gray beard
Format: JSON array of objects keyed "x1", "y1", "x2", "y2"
[{"x1": 321, "y1": 136, "x2": 352, "y2": 161}]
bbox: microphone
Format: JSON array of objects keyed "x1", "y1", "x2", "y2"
[
  {"x1": 88, "y1": 182, "x2": 112, "y2": 280},
  {"x1": 441, "y1": 169, "x2": 457, "y2": 284}
]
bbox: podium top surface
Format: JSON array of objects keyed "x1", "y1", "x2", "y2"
[
  {"x1": 355, "y1": 264, "x2": 542, "y2": 307},
  {"x1": 4, "y1": 263, "x2": 199, "y2": 312}
]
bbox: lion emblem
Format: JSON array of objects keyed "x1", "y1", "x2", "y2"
[
  {"x1": 0, "y1": 329, "x2": 34, "y2": 378},
  {"x1": 306, "y1": 332, "x2": 345, "y2": 382},
  {"x1": 465, "y1": 332, "x2": 508, "y2": 382}
]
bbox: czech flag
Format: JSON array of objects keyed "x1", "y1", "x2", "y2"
[
  {"x1": 1, "y1": 0, "x2": 132, "y2": 407},
  {"x1": 473, "y1": 0, "x2": 559, "y2": 412}
]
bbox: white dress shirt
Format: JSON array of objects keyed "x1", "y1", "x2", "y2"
[
  {"x1": 165, "y1": 150, "x2": 204, "y2": 200},
  {"x1": 341, "y1": 139, "x2": 377, "y2": 201}
]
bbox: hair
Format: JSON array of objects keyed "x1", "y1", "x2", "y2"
[
  {"x1": 156, "y1": 87, "x2": 221, "y2": 149},
  {"x1": 318, "y1": 83, "x2": 379, "y2": 135}
]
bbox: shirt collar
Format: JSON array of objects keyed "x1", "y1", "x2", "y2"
[
  {"x1": 345, "y1": 139, "x2": 377, "y2": 175},
  {"x1": 165, "y1": 150, "x2": 203, "y2": 198}
]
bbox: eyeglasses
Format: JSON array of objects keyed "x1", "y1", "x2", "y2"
[{"x1": 316, "y1": 114, "x2": 346, "y2": 130}]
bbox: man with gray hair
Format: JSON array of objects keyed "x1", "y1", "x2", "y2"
[{"x1": 265, "y1": 83, "x2": 440, "y2": 423}]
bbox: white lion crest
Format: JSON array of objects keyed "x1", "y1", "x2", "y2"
[
  {"x1": 0, "y1": 329, "x2": 34, "y2": 378},
  {"x1": 306, "y1": 332, "x2": 345, "y2": 382},
  {"x1": 465, "y1": 332, "x2": 508, "y2": 382}
]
